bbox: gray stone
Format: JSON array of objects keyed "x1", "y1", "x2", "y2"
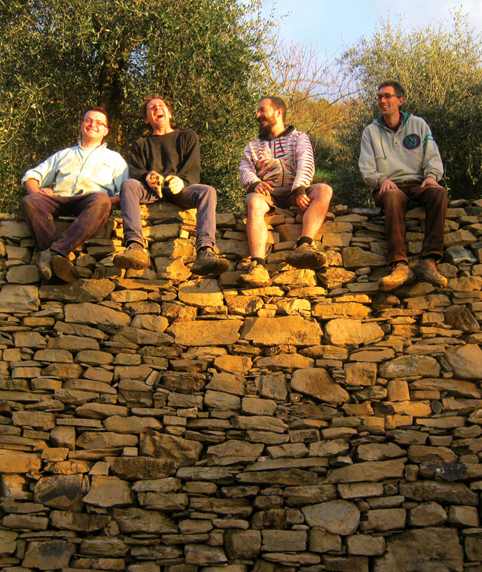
[
  {"x1": 50, "y1": 510, "x2": 111, "y2": 531},
  {"x1": 140, "y1": 431, "x2": 203, "y2": 467},
  {"x1": 178, "y1": 278, "x2": 224, "y2": 306},
  {"x1": 0, "y1": 284, "x2": 39, "y2": 312},
  {"x1": 207, "y1": 441, "x2": 264, "y2": 465},
  {"x1": 225, "y1": 529, "x2": 261, "y2": 560},
  {"x1": 184, "y1": 544, "x2": 228, "y2": 566},
  {"x1": 169, "y1": 319, "x2": 242, "y2": 346},
  {"x1": 137, "y1": 492, "x2": 188, "y2": 511},
  {"x1": 40, "y1": 278, "x2": 115, "y2": 302},
  {"x1": 291, "y1": 368, "x2": 349, "y2": 404},
  {"x1": 357, "y1": 443, "x2": 406, "y2": 461},
  {"x1": 347, "y1": 534, "x2": 385, "y2": 556},
  {"x1": 76, "y1": 431, "x2": 138, "y2": 449},
  {"x1": 34, "y1": 474, "x2": 88, "y2": 511},
  {"x1": 444, "y1": 344, "x2": 482, "y2": 380},
  {"x1": 113, "y1": 507, "x2": 177, "y2": 533},
  {"x1": 242, "y1": 316, "x2": 322, "y2": 346},
  {"x1": 309, "y1": 528, "x2": 342, "y2": 552},
  {"x1": 366, "y1": 508, "x2": 406, "y2": 531},
  {"x1": 324, "y1": 319, "x2": 384, "y2": 346},
  {"x1": 444, "y1": 305, "x2": 479, "y2": 332},
  {"x1": 82, "y1": 476, "x2": 133, "y2": 507},
  {"x1": 80, "y1": 537, "x2": 129, "y2": 557},
  {"x1": 103, "y1": 415, "x2": 162, "y2": 433},
  {"x1": 65, "y1": 301, "x2": 131, "y2": 327},
  {"x1": 325, "y1": 458, "x2": 406, "y2": 484},
  {"x1": 408, "y1": 502, "x2": 447, "y2": 527},
  {"x1": 342, "y1": 247, "x2": 386, "y2": 268},
  {"x1": 448, "y1": 505, "x2": 479, "y2": 527},
  {"x1": 373, "y1": 527, "x2": 463, "y2": 572},
  {"x1": 302, "y1": 500, "x2": 360, "y2": 535},
  {"x1": 379, "y1": 355, "x2": 440, "y2": 378},
  {"x1": 22, "y1": 540, "x2": 73, "y2": 570},
  {"x1": 262, "y1": 530, "x2": 307, "y2": 552}
]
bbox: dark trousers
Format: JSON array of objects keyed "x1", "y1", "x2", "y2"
[
  {"x1": 373, "y1": 183, "x2": 448, "y2": 265},
  {"x1": 21, "y1": 192, "x2": 112, "y2": 258},
  {"x1": 120, "y1": 178, "x2": 217, "y2": 250}
]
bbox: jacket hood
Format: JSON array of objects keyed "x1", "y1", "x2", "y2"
[{"x1": 259, "y1": 125, "x2": 296, "y2": 141}]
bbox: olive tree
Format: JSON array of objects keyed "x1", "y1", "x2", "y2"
[{"x1": 0, "y1": 0, "x2": 272, "y2": 212}]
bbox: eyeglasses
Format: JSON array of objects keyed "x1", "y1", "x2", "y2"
[
  {"x1": 83, "y1": 118, "x2": 107, "y2": 128},
  {"x1": 376, "y1": 94, "x2": 399, "y2": 101}
]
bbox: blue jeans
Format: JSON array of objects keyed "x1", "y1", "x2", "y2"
[{"x1": 119, "y1": 179, "x2": 217, "y2": 250}]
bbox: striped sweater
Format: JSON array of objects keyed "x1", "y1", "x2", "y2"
[{"x1": 239, "y1": 126, "x2": 315, "y2": 196}]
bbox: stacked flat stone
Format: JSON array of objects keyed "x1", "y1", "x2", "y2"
[{"x1": 0, "y1": 197, "x2": 481, "y2": 572}]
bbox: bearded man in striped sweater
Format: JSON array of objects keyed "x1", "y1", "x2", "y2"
[{"x1": 238, "y1": 96, "x2": 333, "y2": 287}]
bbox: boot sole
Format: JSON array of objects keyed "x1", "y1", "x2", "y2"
[
  {"x1": 237, "y1": 274, "x2": 271, "y2": 288},
  {"x1": 113, "y1": 252, "x2": 150, "y2": 271},
  {"x1": 191, "y1": 259, "x2": 230, "y2": 276},
  {"x1": 52, "y1": 256, "x2": 78, "y2": 284},
  {"x1": 378, "y1": 269, "x2": 415, "y2": 291},
  {"x1": 286, "y1": 251, "x2": 328, "y2": 270}
]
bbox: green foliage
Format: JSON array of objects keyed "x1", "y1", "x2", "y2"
[
  {"x1": 335, "y1": 12, "x2": 482, "y2": 205},
  {"x1": 0, "y1": 0, "x2": 271, "y2": 213}
]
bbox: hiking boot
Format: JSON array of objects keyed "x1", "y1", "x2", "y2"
[
  {"x1": 114, "y1": 242, "x2": 150, "y2": 270},
  {"x1": 286, "y1": 241, "x2": 327, "y2": 270},
  {"x1": 36, "y1": 249, "x2": 55, "y2": 280},
  {"x1": 191, "y1": 247, "x2": 230, "y2": 276},
  {"x1": 413, "y1": 258, "x2": 447, "y2": 288},
  {"x1": 237, "y1": 261, "x2": 271, "y2": 288},
  {"x1": 378, "y1": 262, "x2": 413, "y2": 291},
  {"x1": 52, "y1": 254, "x2": 78, "y2": 284}
]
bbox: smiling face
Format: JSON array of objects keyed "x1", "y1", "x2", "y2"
[
  {"x1": 80, "y1": 110, "x2": 109, "y2": 147},
  {"x1": 256, "y1": 98, "x2": 283, "y2": 138},
  {"x1": 144, "y1": 98, "x2": 173, "y2": 134},
  {"x1": 377, "y1": 85, "x2": 404, "y2": 119}
]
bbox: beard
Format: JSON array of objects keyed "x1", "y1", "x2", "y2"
[{"x1": 258, "y1": 116, "x2": 277, "y2": 138}]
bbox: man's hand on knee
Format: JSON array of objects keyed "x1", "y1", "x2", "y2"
[
  {"x1": 421, "y1": 177, "x2": 442, "y2": 188},
  {"x1": 379, "y1": 178, "x2": 399, "y2": 195},
  {"x1": 296, "y1": 194, "x2": 311, "y2": 212},
  {"x1": 254, "y1": 181, "x2": 273, "y2": 196}
]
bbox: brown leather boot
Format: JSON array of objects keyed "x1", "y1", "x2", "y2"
[
  {"x1": 413, "y1": 258, "x2": 447, "y2": 288},
  {"x1": 378, "y1": 262, "x2": 413, "y2": 291}
]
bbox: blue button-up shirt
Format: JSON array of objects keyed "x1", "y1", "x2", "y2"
[{"x1": 22, "y1": 143, "x2": 128, "y2": 196}]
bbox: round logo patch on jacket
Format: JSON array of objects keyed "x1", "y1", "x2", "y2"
[{"x1": 403, "y1": 134, "x2": 421, "y2": 149}]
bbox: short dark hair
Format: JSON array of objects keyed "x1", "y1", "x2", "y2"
[
  {"x1": 83, "y1": 106, "x2": 109, "y2": 127},
  {"x1": 378, "y1": 80, "x2": 405, "y2": 98},
  {"x1": 142, "y1": 94, "x2": 174, "y2": 121},
  {"x1": 260, "y1": 96, "x2": 287, "y2": 122}
]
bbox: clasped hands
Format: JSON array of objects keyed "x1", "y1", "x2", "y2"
[{"x1": 146, "y1": 171, "x2": 184, "y2": 196}]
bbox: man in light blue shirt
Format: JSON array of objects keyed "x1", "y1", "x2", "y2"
[{"x1": 21, "y1": 107, "x2": 128, "y2": 282}]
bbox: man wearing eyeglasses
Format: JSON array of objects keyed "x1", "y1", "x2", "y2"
[
  {"x1": 359, "y1": 80, "x2": 448, "y2": 291},
  {"x1": 21, "y1": 107, "x2": 128, "y2": 283}
]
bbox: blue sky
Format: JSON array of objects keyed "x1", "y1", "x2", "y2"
[{"x1": 261, "y1": 0, "x2": 482, "y2": 57}]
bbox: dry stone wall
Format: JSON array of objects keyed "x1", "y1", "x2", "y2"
[{"x1": 0, "y1": 198, "x2": 482, "y2": 572}]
